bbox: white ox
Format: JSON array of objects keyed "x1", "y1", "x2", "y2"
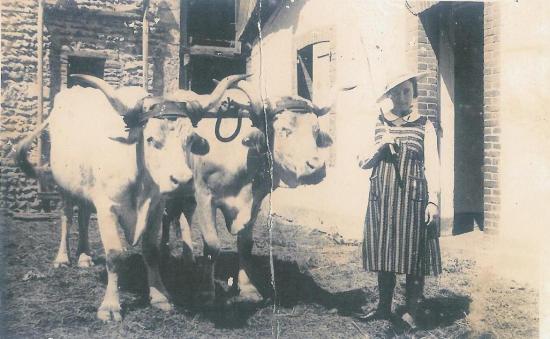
[
  {"x1": 15, "y1": 74, "x2": 247, "y2": 321},
  {"x1": 163, "y1": 82, "x2": 333, "y2": 304}
]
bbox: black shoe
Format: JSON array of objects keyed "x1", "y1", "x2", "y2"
[{"x1": 354, "y1": 308, "x2": 391, "y2": 322}]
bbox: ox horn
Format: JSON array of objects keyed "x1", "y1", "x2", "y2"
[
  {"x1": 69, "y1": 74, "x2": 144, "y2": 116},
  {"x1": 164, "y1": 74, "x2": 252, "y2": 113},
  {"x1": 312, "y1": 104, "x2": 332, "y2": 117},
  {"x1": 232, "y1": 79, "x2": 270, "y2": 128},
  {"x1": 203, "y1": 74, "x2": 252, "y2": 111}
]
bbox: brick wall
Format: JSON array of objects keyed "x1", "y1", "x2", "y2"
[
  {"x1": 482, "y1": 3, "x2": 501, "y2": 233},
  {"x1": 405, "y1": 11, "x2": 439, "y2": 124},
  {"x1": 1, "y1": 0, "x2": 178, "y2": 212},
  {"x1": 415, "y1": 19, "x2": 439, "y2": 123}
]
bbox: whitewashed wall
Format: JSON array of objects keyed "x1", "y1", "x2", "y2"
[
  {"x1": 489, "y1": 1, "x2": 550, "y2": 331},
  {"x1": 246, "y1": 0, "x2": 411, "y2": 239}
]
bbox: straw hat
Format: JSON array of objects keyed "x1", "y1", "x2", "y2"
[{"x1": 376, "y1": 71, "x2": 430, "y2": 103}]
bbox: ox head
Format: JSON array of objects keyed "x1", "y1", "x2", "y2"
[
  {"x1": 71, "y1": 74, "x2": 246, "y2": 192},
  {"x1": 231, "y1": 82, "x2": 334, "y2": 188}
]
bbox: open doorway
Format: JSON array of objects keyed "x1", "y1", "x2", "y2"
[
  {"x1": 179, "y1": 0, "x2": 245, "y2": 93},
  {"x1": 421, "y1": 3, "x2": 484, "y2": 235},
  {"x1": 67, "y1": 56, "x2": 105, "y2": 87},
  {"x1": 452, "y1": 3, "x2": 484, "y2": 234}
]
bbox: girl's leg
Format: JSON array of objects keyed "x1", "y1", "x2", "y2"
[
  {"x1": 378, "y1": 272, "x2": 397, "y2": 314},
  {"x1": 401, "y1": 274, "x2": 425, "y2": 329},
  {"x1": 405, "y1": 274, "x2": 425, "y2": 317},
  {"x1": 357, "y1": 272, "x2": 396, "y2": 321}
]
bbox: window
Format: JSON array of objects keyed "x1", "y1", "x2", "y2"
[
  {"x1": 188, "y1": 0, "x2": 236, "y2": 47},
  {"x1": 67, "y1": 56, "x2": 105, "y2": 88},
  {"x1": 296, "y1": 41, "x2": 331, "y2": 102},
  {"x1": 296, "y1": 40, "x2": 335, "y2": 167}
]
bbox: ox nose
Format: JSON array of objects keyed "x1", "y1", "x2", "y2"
[
  {"x1": 306, "y1": 157, "x2": 322, "y2": 170},
  {"x1": 170, "y1": 175, "x2": 180, "y2": 185}
]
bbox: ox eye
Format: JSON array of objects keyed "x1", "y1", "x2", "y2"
[
  {"x1": 280, "y1": 127, "x2": 292, "y2": 137},
  {"x1": 146, "y1": 137, "x2": 162, "y2": 149}
]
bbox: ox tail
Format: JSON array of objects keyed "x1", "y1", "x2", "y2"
[{"x1": 14, "y1": 119, "x2": 50, "y2": 178}]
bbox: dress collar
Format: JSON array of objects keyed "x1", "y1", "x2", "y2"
[{"x1": 383, "y1": 108, "x2": 422, "y2": 123}]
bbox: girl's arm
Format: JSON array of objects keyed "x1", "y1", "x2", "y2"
[
  {"x1": 358, "y1": 120, "x2": 394, "y2": 169},
  {"x1": 424, "y1": 119, "x2": 440, "y2": 204}
]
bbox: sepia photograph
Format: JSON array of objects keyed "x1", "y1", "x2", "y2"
[{"x1": 1, "y1": 0, "x2": 549, "y2": 337}]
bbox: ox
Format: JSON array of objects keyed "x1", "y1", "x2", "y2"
[
  {"x1": 163, "y1": 81, "x2": 333, "y2": 305},
  {"x1": 14, "y1": 74, "x2": 247, "y2": 321}
]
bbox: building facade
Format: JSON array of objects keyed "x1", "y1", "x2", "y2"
[
  {"x1": 236, "y1": 0, "x2": 550, "y2": 244},
  {"x1": 2, "y1": 0, "x2": 550, "y2": 248},
  {"x1": 1, "y1": 0, "x2": 185, "y2": 211}
]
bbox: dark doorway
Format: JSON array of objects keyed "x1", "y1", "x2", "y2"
[
  {"x1": 67, "y1": 56, "x2": 105, "y2": 87},
  {"x1": 452, "y1": 3, "x2": 485, "y2": 234},
  {"x1": 188, "y1": 0, "x2": 236, "y2": 47},
  {"x1": 188, "y1": 55, "x2": 245, "y2": 95}
]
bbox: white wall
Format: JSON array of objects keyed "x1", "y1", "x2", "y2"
[
  {"x1": 246, "y1": 0, "x2": 411, "y2": 239},
  {"x1": 492, "y1": 1, "x2": 550, "y2": 333}
]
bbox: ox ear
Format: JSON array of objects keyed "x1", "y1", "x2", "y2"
[
  {"x1": 317, "y1": 131, "x2": 333, "y2": 148},
  {"x1": 242, "y1": 130, "x2": 267, "y2": 153},
  {"x1": 188, "y1": 132, "x2": 210, "y2": 155}
]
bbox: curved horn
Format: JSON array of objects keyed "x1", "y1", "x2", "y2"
[
  {"x1": 232, "y1": 79, "x2": 270, "y2": 128},
  {"x1": 312, "y1": 103, "x2": 331, "y2": 117},
  {"x1": 199, "y1": 74, "x2": 252, "y2": 111},
  {"x1": 69, "y1": 74, "x2": 142, "y2": 116}
]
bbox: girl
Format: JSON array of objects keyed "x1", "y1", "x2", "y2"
[{"x1": 357, "y1": 72, "x2": 441, "y2": 329}]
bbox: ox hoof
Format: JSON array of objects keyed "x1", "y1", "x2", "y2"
[
  {"x1": 150, "y1": 287, "x2": 173, "y2": 312},
  {"x1": 231, "y1": 285, "x2": 263, "y2": 305},
  {"x1": 152, "y1": 300, "x2": 173, "y2": 312},
  {"x1": 77, "y1": 253, "x2": 94, "y2": 268},
  {"x1": 97, "y1": 305, "x2": 122, "y2": 322},
  {"x1": 53, "y1": 256, "x2": 70, "y2": 268}
]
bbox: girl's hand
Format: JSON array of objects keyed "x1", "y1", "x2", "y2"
[
  {"x1": 425, "y1": 203, "x2": 439, "y2": 225},
  {"x1": 379, "y1": 133, "x2": 397, "y2": 146},
  {"x1": 357, "y1": 153, "x2": 369, "y2": 169}
]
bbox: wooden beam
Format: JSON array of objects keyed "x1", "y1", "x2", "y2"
[
  {"x1": 142, "y1": 4, "x2": 149, "y2": 89},
  {"x1": 37, "y1": 0, "x2": 44, "y2": 168},
  {"x1": 180, "y1": 0, "x2": 190, "y2": 89},
  {"x1": 188, "y1": 44, "x2": 242, "y2": 58}
]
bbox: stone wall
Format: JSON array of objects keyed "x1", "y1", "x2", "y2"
[
  {"x1": 2, "y1": 0, "x2": 47, "y2": 212},
  {"x1": 1, "y1": 0, "x2": 179, "y2": 212}
]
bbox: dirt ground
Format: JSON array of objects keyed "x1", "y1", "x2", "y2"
[{"x1": 0, "y1": 208, "x2": 539, "y2": 338}]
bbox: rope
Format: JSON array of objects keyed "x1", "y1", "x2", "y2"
[{"x1": 214, "y1": 110, "x2": 243, "y2": 142}]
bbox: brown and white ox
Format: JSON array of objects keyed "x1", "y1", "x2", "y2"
[
  {"x1": 14, "y1": 74, "x2": 247, "y2": 321},
  {"x1": 163, "y1": 81, "x2": 333, "y2": 305}
]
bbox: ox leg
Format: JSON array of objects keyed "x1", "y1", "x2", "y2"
[
  {"x1": 142, "y1": 201, "x2": 173, "y2": 312},
  {"x1": 53, "y1": 197, "x2": 74, "y2": 268},
  {"x1": 76, "y1": 202, "x2": 94, "y2": 268},
  {"x1": 235, "y1": 225, "x2": 263, "y2": 303},
  {"x1": 195, "y1": 193, "x2": 219, "y2": 305},
  {"x1": 161, "y1": 199, "x2": 181, "y2": 250},
  {"x1": 96, "y1": 207, "x2": 124, "y2": 322},
  {"x1": 180, "y1": 196, "x2": 196, "y2": 264},
  {"x1": 161, "y1": 198, "x2": 194, "y2": 265}
]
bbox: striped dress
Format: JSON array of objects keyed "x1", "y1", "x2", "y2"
[{"x1": 363, "y1": 114, "x2": 442, "y2": 276}]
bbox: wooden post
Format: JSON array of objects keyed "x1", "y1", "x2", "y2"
[
  {"x1": 142, "y1": 4, "x2": 149, "y2": 89},
  {"x1": 37, "y1": 0, "x2": 44, "y2": 167},
  {"x1": 180, "y1": 0, "x2": 189, "y2": 89}
]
